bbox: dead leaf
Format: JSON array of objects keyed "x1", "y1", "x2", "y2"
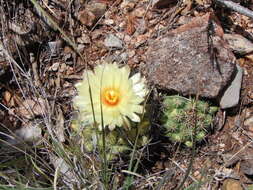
[
  {"x1": 181, "y1": 0, "x2": 193, "y2": 15},
  {"x1": 55, "y1": 107, "x2": 65, "y2": 142},
  {"x1": 3, "y1": 91, "x2": 15, "y2": 107},
  {"x1": 16, "y1": 98, "x2": 47, "y2": 119},
  {"x1": 49, "y1": 154, "x2": 79, "y2": 184},
  {"x1": 195, "y1": 0, "x2": 205, "y2": 6},
  {"x1": 126, "y1": 14, "x2": 136, "y2": 35}
]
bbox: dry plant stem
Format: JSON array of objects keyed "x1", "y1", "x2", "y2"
[
  {"x1": 0, "y1": 138, "x2": 54, "y2": 182},
  {"x1": 155, "y1": 169, "x2": 175, "y2": 190},
  {"x1": 222, "y1": 140, "x2": 253, "y2": 171},
  {"x1": 99, "y1": 68, "x2": 109, "y2": 189},
  {"x1": 170, "y1": 160, "x2": 197, "y2": 183},
  {"x1": 8, "y1": 21, "x2": 33, "y2": 35},
  {"x1": 53, "y1": 159, "x2": 61, "y2": 190},
  {"x1": 215, "y1": 0, "x2": 253, "y2": 19},
  {"x1": 28, "y1": 0, "x2": 95, "y2": 144},
  {"x1": 28, "y1": 0, "x2": 91, "y2": 69},
  {"x1": 210, "y1": 123, "x2": 253, "y2": 185},
  {"x1": 90, "y1": 0, "x2": 119, "y2": 32},
  {"x1": 30, "y1": 54, "x2": 42, "y2": 87},
  {"x1": 0, "y1": 102, "x2": 27, "y2": 124},
  {"x1": 0, "y1": 42, "x2": 27, "y2": 77}
]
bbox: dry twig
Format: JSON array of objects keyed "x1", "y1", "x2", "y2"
[{"x1": 215, "y1": 0, "x2": 253, "y2": 19}]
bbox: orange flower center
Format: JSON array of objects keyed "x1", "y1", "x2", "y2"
[{"x1": 102, "y1": 88, "x2": 120, "y2": 106}]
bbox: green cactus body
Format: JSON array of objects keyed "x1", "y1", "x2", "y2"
[
  {"x1": 162, "y1": 95, "x2": 218, "y2": 147},
  {"x1": 71, "y1": 117, "x2": 150, "y2": 160}
]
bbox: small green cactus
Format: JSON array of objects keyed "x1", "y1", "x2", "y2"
[
  {"x1": 161, "y1": 95, "x2": 218, "y2": 147},
  {"x1": 71, "y1": 118, "x2": 150, "y2": 160}
]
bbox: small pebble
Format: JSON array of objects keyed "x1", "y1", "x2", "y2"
[
  {"x1": 245, "y1": 116, "x2": 253, "y2": 128},
  {"x1": 77, "y1": 33, "x2": 90, "y2": 44},
  {"x1": 120, "y1": 0, "x2": 136, "y2": 11},
  {"x1": 133, "y1": 7, "x2": 146, "y2": 18},
  {"x1": 119, "y1": 52, "x2": 128, "y2": 62},
  {"x1": 104, "y1": 19, "x2": 114, "y2": 25},
  {"x1": 49, "y1": 62, "x2": 60, "y2": 72},
  {"x1": 104, "y1": 34, "x2": 123, "y2": 49},
  {"x1": 136, "y1": 19, "x2": 147, "y2": 34},
  {"x1": 78, "y1": 9, "x2": 95, "y2": 27},
  {"x1": 77, "y1": 44, "x2": 85, "y2": 52},
  {"x1": 128, "y1": 50, "x2": 136, "y2": 58}
]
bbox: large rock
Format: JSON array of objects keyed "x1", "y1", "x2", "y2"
[{"x1": 141, "y1": 13, "x2": 236, "y2": 98}]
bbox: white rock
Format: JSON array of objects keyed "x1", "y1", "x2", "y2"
[{"x1": 220, "y1": 65, "x2": 243, "y2": 109}]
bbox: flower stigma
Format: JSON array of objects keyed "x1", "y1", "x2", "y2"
[{"x1": 102, "y1": 88, "x2": 120, "y2": 106}]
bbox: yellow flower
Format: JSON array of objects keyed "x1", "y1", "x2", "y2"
[{"x1": 73, "y1": 62, "x2": 148, "y2": 130}]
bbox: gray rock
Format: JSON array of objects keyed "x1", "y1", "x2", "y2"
[
  {"x1": 220, "y1": 65, "x2": 243, "y2": 109},
  {"x1": 136, "y1": 19, "x2": 147, "y2": 35},
  {"x1": 140, "y1": 13, "x2": 236, "y2": 98},
  {"x1": 104, "y1": 34, "x2": 123, "y2": 49},
  {"x1": 104, "y1": 52, "x2": 128, "y2": 63},
  {"x1": 241, "y1": 158, "x2": 253, "y2": 176},
  {"x1": 240, "y1": 149, "x2": 253, "y2": 176},
  {"x1": 119, "y1": 52, "x2": 128, "y2": 62}
]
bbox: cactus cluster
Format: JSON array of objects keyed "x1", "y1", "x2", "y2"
[
  {"x1": 71, "y1": 119, "x2": 150, "y2": 160},
  {"x1": 161, "y1": 95, "x2": 218, "y2": 147}
]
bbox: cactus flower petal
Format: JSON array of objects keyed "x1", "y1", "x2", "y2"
[{"x1": 73, "y1": 62, "x2": 148, "y2": 130}]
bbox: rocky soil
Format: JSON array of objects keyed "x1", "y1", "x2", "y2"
[{"x1": 1, "y1": 0, "x2": 253, "y2": 189}]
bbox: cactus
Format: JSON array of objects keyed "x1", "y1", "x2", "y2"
[
  {"x1": 161, "y1": 95, "x2": 218, "y2": 147},
  {"x1": 71, "y1": 118, "x2": 150, "y2": 160}
]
